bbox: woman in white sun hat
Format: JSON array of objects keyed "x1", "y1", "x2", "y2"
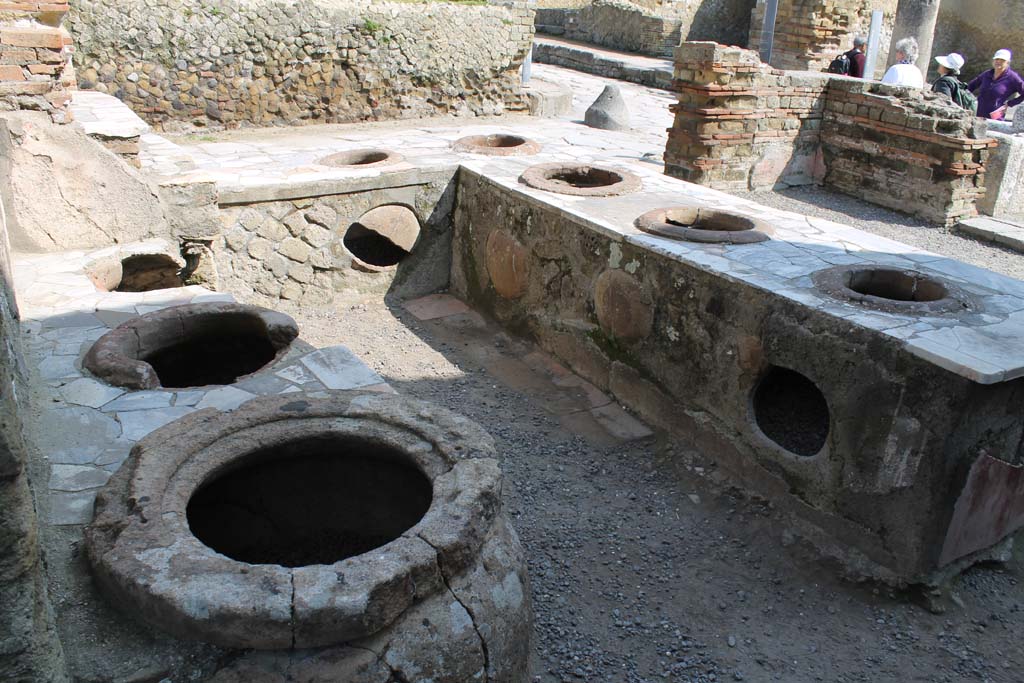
[
  {"x1": 932, "y1": 53, "x2": 968, "y2": 105},
  {"x1": 967, "y1": 49, "x2": 1024, "y2": 119}
]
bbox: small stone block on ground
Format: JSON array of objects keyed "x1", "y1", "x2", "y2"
[
  {"x1": 590, "y1": 403, "x2": 653, "y2": 442},
  {"x1": 404, "y1": 293, "x2": 471, "y2": 320},
  {"x1": 957, "y1": 216, "x2": 1024, "y2": 254}
]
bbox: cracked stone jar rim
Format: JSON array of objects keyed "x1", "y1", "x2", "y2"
[
  {"x1": 84, "y1": 392, "x2": 502, "y2": 650},
  {"x1": 316, "y1": 148, "x2": 404, "y2": 168},
  {"x1": 634, "y1": 206, "x2": 774, "y2": 244},
  {"x1": 810, "y1": 265, "x2": 979, "y2": 315},
  {"x1": 519, "y1": 162, "x2": 642, "y2": 196},
  {"x1": 453, "y1": 133, "x2": 542, "y2": 156}
]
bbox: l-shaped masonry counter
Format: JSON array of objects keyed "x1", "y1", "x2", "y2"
[{"x1": 450, "y1": 156, "x2": 1024, "y2": 585}]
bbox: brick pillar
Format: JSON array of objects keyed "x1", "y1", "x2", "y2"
[
  {"x1": 0, "y1": 1, "x2": 75, "y2": 123},
  {"x1": 665, "y1": 41, "x2": 827, "y2": 190}
]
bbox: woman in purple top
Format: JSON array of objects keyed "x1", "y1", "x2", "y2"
[{"x1": 968, "y1": 49, "x2": 1024, "y2": 119}]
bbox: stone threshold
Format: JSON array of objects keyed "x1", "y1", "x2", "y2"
[{"x1": 957, "y1": 215, "x2": 1024, "y2": 255}]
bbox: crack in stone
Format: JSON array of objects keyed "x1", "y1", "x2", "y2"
[
  {"x1": 417, "y1": 532, "x2": 491, "y2": 683},
  {"x1": 289, "y1": 569, "x2": 296, "y2": 649}
]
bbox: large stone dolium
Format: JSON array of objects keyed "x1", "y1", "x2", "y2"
[
  {"x1": 85, "y1": 392, "x2": 533, "y2": 681},
  {"x1": 84, "y1": 302, "x2": 299, "y2": 390}
]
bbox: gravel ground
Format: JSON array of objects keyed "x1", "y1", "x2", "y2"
[
  {"x1": 257, "y1": 293, "x2": 1024, "y2": 683},
  {"x1": 741, "y1": 186, "x2": 1024, "y2": 282}
]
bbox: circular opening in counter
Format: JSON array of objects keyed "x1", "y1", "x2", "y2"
[
  {"x1": 187, "y1": 436, "x2": 432, "y2": 567},
  {"x1": 86, "y1": 253, "x2": 185, "y2": 292},
  {"x1": 847, "y1": 269, "x2": 947, "y2": 302},
  {"x1": 453, "y1": 134, "x2": 541, "y2": 156},
  {"x1": 144, "y1": 315, "x2": 278, "y2": 388},
  {"x1": 117, "y1": 255, "x2": 185, "y2": 292},
  {"x1": 634, "y1": 207, "x2": 772, "y2": 244},
  {"x1": 753, "y1": 366, "x2": 830, "y2": 457},
  {"x1": 343, "y1": 205, "x2": 421, "y2": 270},
  {"x1": 520, "y1": 162, "x2": 641, "y2": 196},
  {"x1": 317, "y1": 148, "x2": 403, "y2": 168},
  {"x1": 811, "y1": 265, "x2": 973, "y2": 315}
]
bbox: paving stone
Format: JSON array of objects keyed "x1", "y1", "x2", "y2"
[
  {"x1": 116, "y1": 406, "x2": 196, "y2": 441},
  {"x1": 275, "y1": 363, "x2": 316, "y2": 384},
  {"x1": 95, "y1": 307, "x2": 141, "y2": 328},
  {"x1": 40, "y1": 310, "x2": 104, "y2": 329},
  {"x1": 102, "y1": 390, "x2": 174, "y2": 412},
  {"x1": 48, "y1": 491, "x2": 98, "y2": 526},
  {"x1": 38, "y1": 354, "x2": 82, "y2": 380},
  {"x1": 299, "y1": 346, "x2": 385, "y2": 390},
  {"x1": 234, "y1": 373, "x2": 295, "y2": 395},
  {"x1": 59, "y1": 378, "x2": 126, "y2": 409},
  {"x1": 193, "y1": 386, "x2": 256, "y2": 411},
  {"x1": 404, "y1": 293, "x2": 471, "y2": 320},
  {"x1": 93, "y1": 439, "x2": 134, "y2": 469},
  {"x1": 36, "y1": 406, "x2": 122, "y2": 464},
  {"x1": 49, "y1": 464, "x2": 112, "y2": 492},
  {"x1": 173, "y1": 390, "x2": 207, "y2": 406}
]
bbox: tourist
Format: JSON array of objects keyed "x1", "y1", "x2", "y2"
[
  {"x1": 847, "y1": 36, "x2": 868, "y2": 78},
  {"x1": 931, "y1": 52, "x2": 971, "y2": 109},
  {"x1": 827, "y1": 36, "x2": 867, "y2": 78},
  {"x1": 881, "y1": 37, "x2": 924, "y2": 87},
  {"x1": 967, "y1": 49, "x2": 1024, "y2": 120}
]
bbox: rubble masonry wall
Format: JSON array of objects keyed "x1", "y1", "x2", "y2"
[
  {"x1": 67, "y1": 0, "x2": 535, "y2": 130},
  {"x1": 535, "y1": 0, "x2": 754, "y2": 58}
]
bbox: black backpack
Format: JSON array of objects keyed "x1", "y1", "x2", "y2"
[
  {"x1": 827, "y1": 52, "x2": 851, "y2": 75},
  {"x1": 937, "y1": 75, "x2": 978, "y2": 113}
]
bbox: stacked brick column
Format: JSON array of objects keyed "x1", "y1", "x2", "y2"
[
  {"x1": 665, "y1": 42, "x2": 828, "y2": 190},
  {"x1": 665, "y1": 41, "x2": 996, "y2": 226},
  {"x1": 0, "y1": 1, "x2": 75, "y2": 123}
]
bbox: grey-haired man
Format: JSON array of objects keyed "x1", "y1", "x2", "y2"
[{"x1": 847, "y1": 36, "x2": 868, "y2": 78}]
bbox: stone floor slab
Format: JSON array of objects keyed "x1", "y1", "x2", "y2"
[
  {"x1": 59, "y1": 378, "x2": 125, "y2": 409},
  {"x1": 193, "y1": 386, "x2": 256, "y2": 411},
  {"x1": 116, "y1": 406, "x2": 196, "y2": 441},
  {"x1": 49, "y1": 464, "x2": 112, "y2": 492},
  {"x1": 48, "y1": 491, "x2": 98, "y2": 526},
  {"x1": 299, "y1": 346, "x2": 385, "y2": 390},
  {"x1": 102, "y1": 391, "x2": 174, "y2": 412}
]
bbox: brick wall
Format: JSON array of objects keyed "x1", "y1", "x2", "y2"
[
  {"x1": 666, "y1": 42, "x2": 994, "y2": 226},
  {"x1": 665, "y1": 41, "x2": 827, "y2": 189},
  {"x1": 749, "y1": 0, "x2": 896, "y2": 76},
  {"x1": 0, "y1": 1, "x2": 75, "y2": 122}
]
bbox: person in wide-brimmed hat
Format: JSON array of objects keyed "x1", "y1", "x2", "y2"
[
  {"x1": 932, "y1": 53, "x2": 968, "y2": 104},
  {"x1": 968, "y1": 49, "x2": 1024, "y2": 119}
]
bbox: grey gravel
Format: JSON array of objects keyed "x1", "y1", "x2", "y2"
[{"x1": 741, "y1": 186, "x2": 1024, "y2": 282}]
